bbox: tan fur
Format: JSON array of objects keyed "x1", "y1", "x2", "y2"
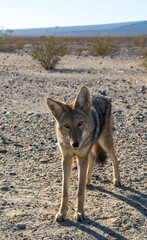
[{"x1": 46, "y1": 86, "x2": 120, "y2": 221}]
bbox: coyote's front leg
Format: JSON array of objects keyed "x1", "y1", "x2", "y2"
[
  {"x1": 55, "y1": 156, "x2": 73, "y2": 221},
  {"x1": 75, "y1": 156, "x2": 88, "y2": 221},
  {"x1": 87, "y1": 152, "x2": 94, "y2": 185}
]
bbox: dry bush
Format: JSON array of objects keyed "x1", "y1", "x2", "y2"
[
  {"x1": 132, "y1": 36, "x2": 147, "y2": 71},
  {"x1": 132, "y1": 36, "x2": 147, "y2": 47},
  {"x1": 0, "y1": 31, "x2": 7, "y2": 51},
  {"x1": 139, "y1": 37, "x2": 147, "y2": 58},
  {"x1": 0, "y1": 33, "x2": 26, "y2": 52},
  {"x1": 90, "y1": 36, "x2": 117, "y2": 56},
  {"x1": 32, "y1": 36, "x2": 67, "y2": 69},
  {"x1": 76, "y1": 47, "x2": 84, "y2": 54},
  {"x1": 142, "y1": 57, "x2": 147, "y2": 70},
  {"x1": 5, "y1": 38, "x2": 26, "y2": 52}
]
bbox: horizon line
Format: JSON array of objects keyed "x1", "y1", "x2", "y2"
[{"x1": 2, "y1": 19, "x2": 147, "y2": 31}]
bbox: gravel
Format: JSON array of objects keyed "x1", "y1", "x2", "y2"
[{"x1": 0, "y1": 50, "x2": 146, "y2": 239}]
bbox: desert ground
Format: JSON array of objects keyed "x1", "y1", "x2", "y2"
[{"x1": 0, "y1": 44, "x2": 146, "y2": 239}]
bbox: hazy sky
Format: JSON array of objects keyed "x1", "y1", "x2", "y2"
[{"x1": 1, "y1": 0, "x2": 147, "y2": 29}]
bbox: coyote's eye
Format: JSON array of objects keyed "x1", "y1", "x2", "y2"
[
  {"x1": 78, "y1": 121, "x2": 83, "y2": 126},
  {"x1": 64, "y1": 124, "x2": 70, "y2": 129}
]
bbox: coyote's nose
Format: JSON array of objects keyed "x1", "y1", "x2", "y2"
[{"x1": 72, "y1": 142, "x2": 79, "y2": 148}]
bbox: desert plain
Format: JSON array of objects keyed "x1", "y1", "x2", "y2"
[{"x1": 0, "y1": 42, "x2": 146, "y2": 239}]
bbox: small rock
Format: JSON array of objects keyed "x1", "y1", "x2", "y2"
[
  {"x1": 16, "y1": 223, "x2": 26, "y2": 230},
  {"x1": 25, "y1": 203, "x2": 31, "y2": 207},
  {"x1": 38, "y1": 148, "x2": 44, "y2": 152},
  {"x1": 1, "y1": 186, "x2": 9, "y2": 191},
  {"x1": 117, "y1": 110, "x2": 122, "y2": 114},
  {"x1": 1, "y1": 136, "x2": 8, "y2": 145},
  {"x1": 101, "y1": 90, "x2": 107, "y2": 96},
  {"x1": 0, "y1": 149, "x2": 7, "y2": 154},
  {"x1": 14, "y1": 143, "x2": 23, "y2": 148},
  {"x1": 9, "y1": 172, "x2": 17, "y2": 176},
  {"x1": 1, "y1": 201, "x2": 7, "y2": 206},
  {"x1": 40, "y1": 160, "x2": 48, "y2": 164},
  {"x1": 36, "y1": 113, "x2": 41, "y2": 118},
  {"x1": 140, "y1": 86, "x2": 146, "y2": 94},
  {"x1": 5, "y1": 114, "x2": 11, "y2": 119},
  {"x1": 15, "y1": 152, "x2": 21, "y2": 157}
]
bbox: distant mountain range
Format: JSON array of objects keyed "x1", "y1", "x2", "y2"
[{"x1": 4, "y1": 21, "x2": 147, "y2": 37}]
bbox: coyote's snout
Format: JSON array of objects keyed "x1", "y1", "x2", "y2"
[
  {"x1": 61, "y1": 111, "x2": 89, "y2": 150},
  {"x1": 46, "y1": 86, "x2": 120, "y2": 221}
]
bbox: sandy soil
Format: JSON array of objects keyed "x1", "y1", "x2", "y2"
[{"x1": 0, "y1": 49, "x2": 146, "y2": 240}]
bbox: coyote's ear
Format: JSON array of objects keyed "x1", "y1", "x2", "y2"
[
  {"x1": 46, "y1": 98, "x2": 67, "y2": 120},
  {"x1": 74, "y1": 86, "x2": 91, "y2": 115}
]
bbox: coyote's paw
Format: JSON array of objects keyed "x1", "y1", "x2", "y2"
[
  {"x1": 55, "y1": 212, "x2": 66, "y2": 222},
  {"x1": 113, "y1": 178, "x2": 121, "y2": 187},
  {"x1": 75, "y1": 212, "x2": 86, "y2": 222}
]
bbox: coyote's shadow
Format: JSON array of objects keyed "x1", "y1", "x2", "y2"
[
  {"x1": 87, "y1": 184, "x2": 147, "y2": 216},
  {"x1": 57, "y1": 184, "x2": 146, "y2": 239},
  {"x1": 59, "y1": 218, "x2": 128, "y2": 240}
]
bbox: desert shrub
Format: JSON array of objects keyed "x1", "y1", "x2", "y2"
[
  {"x1": 6, "y1": 38, "x2": 26, "y2": 52},
  {"x1": 90, "y1": 36, "x2": 116, "y2": 56},
  {"x1": 140, "y1": 37, "x2": 147, "y2": 57},
  {"x1": 0, "y1": 31, "x2": 7, "y2": 51},
  {"x1": 32, "y1": 36, "x2": 67, "y2": 69},
  {"x1": 132, "y1": 36, "x2": 147, "y2": 47},
  {"x1": 142, "y1": 57, "x2": 147, "y2": 71},
  {"x1": 132, "y1": 37, "x2": 142, "y2": 47},
  {"x1": 0, "y1": 30, "x2": 24, "y2": 52},
  {"x1": 140, "y1": 47, "x2": 147, "y2": 58},
  {"x1": 76, "y1": 47, "x2": 84, "y2": 54}
]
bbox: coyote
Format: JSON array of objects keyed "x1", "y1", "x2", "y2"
[{"x1": 46, "y1": 86, "x2": 120, "y2": 221}]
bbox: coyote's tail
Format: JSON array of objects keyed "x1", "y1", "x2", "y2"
[{"x1": 92, "y1": 142, "x2": 107, "y2": 165}]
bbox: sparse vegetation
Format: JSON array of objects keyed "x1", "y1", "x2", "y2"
[
  {"x1": 32, "y1": 36, "x2": 67, "y2": 69},
  {"x1": 0, "y1": 30, "x2": 7, "y2": 51},
  {"x1": 132, "y1": 36, "x2": 147, "y2": 47},
  {"x1": 76, "y1": 47, "x2": 84, "y2": 54},
  {"x1": 0, "y1": 34, "x2": 147, "y2": 70},
  {"x1": 0, "y1": 30, "x2": 27, "y2": 52},
  {"x1": 1, "y1": 41, "x2": 146, "y2": 239},
  {"x1": 90, "y1": 36, "x2": 117, "y2": 56},
  {"x1": 142, "y1": 57, "x2": 147, "y2": 70}
]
